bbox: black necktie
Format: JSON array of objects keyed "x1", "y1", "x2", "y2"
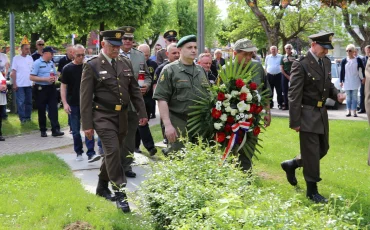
[
  {"x1": 318, "y1": 58, "x2": 324, "y2": 71},
  {"x1": 111, "y1": 59, "x2": 117, "y2": 72}
]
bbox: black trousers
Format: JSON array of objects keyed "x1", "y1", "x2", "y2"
[
  {"x1": 267, "y1": 73, "x2": 283, "y2": 107},
  {"x1": 135, "y1": 124, "x2": 155, "y2": 151},
  {"x1": 281, "y1": 73, "x2": 290, "y2": 108},
  {"x1": 0, "y1": 105, "x2": 3, "y2": 136},
  {"x1": 34, "y1": 84, "x2": 60, "y2": 132},
  {"x1": 360, "y1": 83, "x2": 365, "y2": 111}
]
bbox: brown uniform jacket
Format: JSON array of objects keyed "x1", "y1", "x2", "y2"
[
  {"x1": 80, "y1": 53, "x2": 147, "y2": 133},
  {"x1": 156, "y1": 48, "x2": 167, "y2": 65},
  {"x1": 288, "y1": 51, "x2": 339, "y2": 134}
]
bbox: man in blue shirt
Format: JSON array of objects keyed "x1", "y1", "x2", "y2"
[
  {"x1": 265, "y1": 46, "x2": 283, "y2": 109},
  {"x1": 30, "y1": 46, "x2": 64, "y2": 137}
]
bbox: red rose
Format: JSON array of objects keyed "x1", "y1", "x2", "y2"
[
  {"x1": 249, "y1": 104, "x2": 257, "y2": 113},
  {"x1": 224, "y1": 124, "x2": 232, "y2": 132},
  {"x1": 249, "y1": 82, "x2": 257, "y2": 90},
  {"x1": 215, "y1": 132, "x2": 226, "y2": 143},
  {"x1": 247, "y1": 117, "x2": 254, "y2": 123},
  {"x1": 255, "y1": 105, "x2": 263, "y2": 114},
  {"x1": 227, "y1": 116, "x2": 234, "y2": 124},
  {"x1": 239, "y1": 93, "x2": 247, "y2": 101},
  {"x1": 235, "y1": 79, "x2": 245, "y2": 88},
  {"x1": 253, "y1": 126, "x2": 261, "y2": 136},
  {"x1": 217, "y1": 92, "x2": 226, "y2": 101},
  {"x1": 211, "y1": 108, "x2": 222, "y2": 119}
]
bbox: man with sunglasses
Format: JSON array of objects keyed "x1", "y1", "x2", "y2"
[
  {"x1": 281, "y1": 32, "x2": 345, "y2": 203},
  {"x1": 280, "y1": 44, "x2": 298, "y2": 110},
  {"x1": 80, "y1": 30, "x2": 147, "y2": 213},
  {"x1": 61, "y1": 44, "x2": 100, "y2": 163},
  {"x1": 32, "y1": 39, "x2": 45, "y2": 61},
  {"x1": 118, "y1": 26, "x2": 155, "y2": 178},
  {"x1": 156, "y1": 30, "x2": 178, "y2": 65}
]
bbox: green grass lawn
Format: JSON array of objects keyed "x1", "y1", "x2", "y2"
[
  {"x1": 255, "y1": 117, "x2": 370, "y2": 224},
  {"x1": 2, "y1": 109, "x2": 69, "y2": 136},
  {"x1": 0, "y1": 153, "x2": 150, "y2": 230}
]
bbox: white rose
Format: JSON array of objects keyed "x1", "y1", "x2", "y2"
[
  {"x1": 225, "y1": 94, "x2": 232, "y2": 99},
  {"x1": 240, "y1": 85, "x2": 250, "y2": 93},
  {"x1": 248, "y1": 114, "x2": 253, "y2": 119},
  {"x1": 237, "y1": 101, "x2": 247, "y2": 112},
  {"x1": 257, "y1": 94, "x2": 261, "y2": 103},
  {"x1": 214, "y1": 122, "x2": 223, "y2": 130},
  {"x1": 225, "y1": 106, "x2": 232, "y2": 112},
  {"x1": 231, "y1": 90, "x2": 240, "y2": 97},
  {"x1": 246, "y1": 93, "x2": 253, "y2": 102},
  {"x1": 245, "y1": 104, "x2": 250, "y2": 112},
  {"x1": 223, "y1": 101, "x2": 230, "y2": 107},
  {"x1": 216, "y1": 101, "x2": 222, "y2": 106},
  {"x1": 231, "y1": 109, "x2": 238, "y2": 116},
  {"x1": 220, "y1": 114, "x2": 227, "y2": 122},
  {"x1": 216, "y1": 104, "x2": 222, "y2": 110}
]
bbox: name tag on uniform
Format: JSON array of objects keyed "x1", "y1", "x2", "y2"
[{"x1": 99, "y1": 71, "x2": 107, "y2": 74}]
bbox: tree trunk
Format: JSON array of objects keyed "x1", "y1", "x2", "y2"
[
  {"x1": 99, "y1": 22, "x2": 105, "y2": 49},
  {"x1": 76, "y1": 34, "x2": 88, "y2": 47},
  {"x1": 30, "y1": 32, "x2": 40, "y2": 53}
]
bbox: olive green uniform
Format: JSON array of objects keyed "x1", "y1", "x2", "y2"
[
  {"x1": 120, "y1": 48, "x2": 152, "y2": 172},
  {"x1": 80, "y1": 53, "x2": 147, "y2": 188},
  {"x1": 289, "y1": 51, "x2": 339, "y2": 182},
  {"x1": 153, "y1": 60, "x2": 209, "y2": 152}
]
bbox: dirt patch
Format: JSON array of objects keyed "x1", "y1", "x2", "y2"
[{"x1": 64, "y1": 221, "x2": 93, "y2": 230}]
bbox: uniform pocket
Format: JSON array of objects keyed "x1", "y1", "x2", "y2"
[{"x1": 175, "y1": 81, "x2": 191, "y2": 101}]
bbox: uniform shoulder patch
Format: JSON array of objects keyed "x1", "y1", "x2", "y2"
[{"x1": 86, "y1": 56, "x2": 98, "y2": 62}]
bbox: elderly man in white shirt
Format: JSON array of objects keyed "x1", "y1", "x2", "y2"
[
  {"x1": 265, "y1": 46, "x2": 283, "y2": 109},
  {"x1": 10, "y1": 43, "x2": 34, "y2": 123}
]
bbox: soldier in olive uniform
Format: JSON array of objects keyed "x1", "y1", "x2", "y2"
[
  {"x1": 80, "y1": 30, "x2": 148, "y2": 213},
  {"x1": 156, "y1": 30, "x2": 178, "y2": 65},
  {"x1": 153, "y1": 35, "x2": 209, "y2": 154},
  {"x1": 281, "y1": 32, "x2": 345, "y2": 203},
  {"x1": 280, "y1": 44, "x2": 298, "y2": 110}
]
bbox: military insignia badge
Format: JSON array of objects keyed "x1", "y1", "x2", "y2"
[
  {"x1": 115, "y1": 33, "x2": 121, "y2": 38},
  {"x1": 102, "y1": 60, "x2": 105, "y2": 63},
  {"x1": 329, "y1": 35, "x2": 333, "y2": 42},
  {"x1": 160, "y1": 74, "x2": 165, "y2": 82},
  {"x1": 127, "y1": 27, "x2": 131, "y2": 32},
  {"x1": 169, "y1": 31, "x2": 174, "y2": 36}
]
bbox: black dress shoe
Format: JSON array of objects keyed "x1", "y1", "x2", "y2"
[
  {"x1": 115, "y1": 192, "x2": 131, "y2": 213},
  {"x1": 149, "y1": 147, "x2": 157, "y2": 156},
  {"x1": 354, "y1": 114, "x2": 358, "y2": 117},
  {"x1": 308, "y1": 193, "x2": 328, "y2": 203},
  {"x1": 125, "y1": 170, "x2": 136, "y2": 178},
  {"x1": 281, "y1": 159, "x2": 298, "y2": 186},
  {"x1": 346, "y1": 113, "x2": 351, "y2": 117},
  {"x1": 0, "y1": 136, "x2": 5, "y2": 141},
  {"x1": 96, "y1": 179, "x2": 116, "y2": 201},
  {"x1": 282, "y1": 106, "x2": 289, "y2": 110},
  {"x1": 52, "y1": 130, "x2": 64, "y2": 137},
  {"x1": 41, "y1": 131, "x2": 48, "y2": 137},
  {"x1": 358, "y1": 110, "x2": 366, "y2": 114},
  {"x1": 163, "y1": 139, "x2": 168, "y2": 144}
]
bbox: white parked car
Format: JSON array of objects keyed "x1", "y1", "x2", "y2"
[{"x1": 325, "y1": 61, "x2": 344, "y2": 109}]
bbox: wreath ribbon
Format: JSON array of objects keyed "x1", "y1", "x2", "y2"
[{"x1": 221, "y1": 121, "x2": 251, "y2": 165}]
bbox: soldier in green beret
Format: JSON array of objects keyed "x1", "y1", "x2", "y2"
[{"x1": 153, "y1": 35, "x2": 209, "y2": 154}]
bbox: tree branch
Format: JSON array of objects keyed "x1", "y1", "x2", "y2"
[{"x1": 342, "y1": 7, "x2": 364, "y2": 45}]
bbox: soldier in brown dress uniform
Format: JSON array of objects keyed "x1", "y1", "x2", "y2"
[
  {"x1": 80, "y1": 30, "x2": 148, "y2": 213},
  {"x1": 156, "y1": 30, "x2": 178, "y2": 65},
  {"x1": 280, "y1": 32, "x2": 345, "y2": 203}
]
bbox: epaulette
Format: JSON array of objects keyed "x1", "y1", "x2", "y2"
[
  {"x1": 132, "y1": 48, "x2": 143, "y2": 54},
  {"x1": 86, "y1": 56, "x2": 98, "y2": 62},
  {"x1": 118, "y1": 54, "x2": 129, "y2": 60}
]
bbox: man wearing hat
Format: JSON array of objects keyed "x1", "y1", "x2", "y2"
[
  {"x1": 280, "y1": 32, "x2": 345, "y2": 203},
  {"x1": 232, "y1": 38, "x2": 271, "y2": 171},
  {"x1": 156, "y1": 30, "x2": 178, "y2": 65},
  {"x1": 117, "y1": 26, "x2": 156, "y2": 178},
  {"x1": 80, "y1": 30, "x2": 148, "y2": 213},
  {"x1": 30, "y1": 46, "x2": 64, "y2": 137},
  {"x1": 153, "y1": 35, "x2": 209, "y2": 154}
]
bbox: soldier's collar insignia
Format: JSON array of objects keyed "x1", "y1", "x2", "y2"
[
  {"x1": 102, "y1": 60, "x2": 105, "y2": 63},
  {"x1": 115, "y1": 33, "x2": 122, "y2": 38}
]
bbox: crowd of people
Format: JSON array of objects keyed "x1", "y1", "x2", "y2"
[{"x1": 0, "y1": 28, "x2": 369, "y2": 212}]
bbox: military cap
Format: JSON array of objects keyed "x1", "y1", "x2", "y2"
[
  {"x1": 163, "y1": 30, "x2": 178, "y2": 40},
  {"x1": 100, "y1": 30, "x2": 124, "y2": 46},
  {"x1": 308, "y1": 32, "x2": 334, "y2": 49},
  {"x1": 177, "y1": 35, "x2": 197, "y2": 48},
  {"x1": 118, "y1": 26, "x2": 135, "y2": 38},
  {"x1": 233, "y1": 38, "x2": 258, "y2": 52},
  {"x1": 42, "y1": 46, "x2": 56, "y2": 53}
]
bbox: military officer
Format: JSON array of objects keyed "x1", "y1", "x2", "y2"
[
  {"x1": 117, "y1": 26, "x2": 155, "y2": 178},
  {"x1": 156, "y1": 30, "x2": 178, "y2": 65},
  {"x1": 80, "y1": 30, "x2": 148, "y2": 213},
  {"x1": 280, "y1": 32, "x2": 345, "y2": 203},
  {"x1": 153, "y1": 35, "x2": 209, "y2": 154}
]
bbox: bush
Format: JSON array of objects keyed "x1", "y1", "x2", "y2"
[{"x1": 137, "y1": 139, "x2": 364, "y2": 229}]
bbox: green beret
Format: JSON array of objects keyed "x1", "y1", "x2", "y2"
[{"x1": 177, "y1": 35, "x2": 197, "y2": 48}]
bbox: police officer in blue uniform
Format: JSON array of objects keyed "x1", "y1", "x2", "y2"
[{"x1": 30, "y1": 46, "x2": 64, "y2": 137}]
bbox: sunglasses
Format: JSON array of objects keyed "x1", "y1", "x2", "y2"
[
  {"x1": 346, "y1": 50, "x2": 352, "y2": 52},
  {"x1": 123, "y1": 37, "x2": 133, "y2": 41},
  {"x1": 76, "y1": 54, "x2": 85, "y2": 57},
  {"x1": 38, "y1": 43, "x2": 45, "y2": 46}
]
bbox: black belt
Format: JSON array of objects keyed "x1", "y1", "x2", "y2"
[
  {"x1": 93, "y1": 97, "x2": 127, "y2": 111},
  {"x1": 302, "y1": 99, "x2": 325, "y2": 108},
  {"x1": 267, "y1": 73, "x2": 281, "y2": 76}
]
